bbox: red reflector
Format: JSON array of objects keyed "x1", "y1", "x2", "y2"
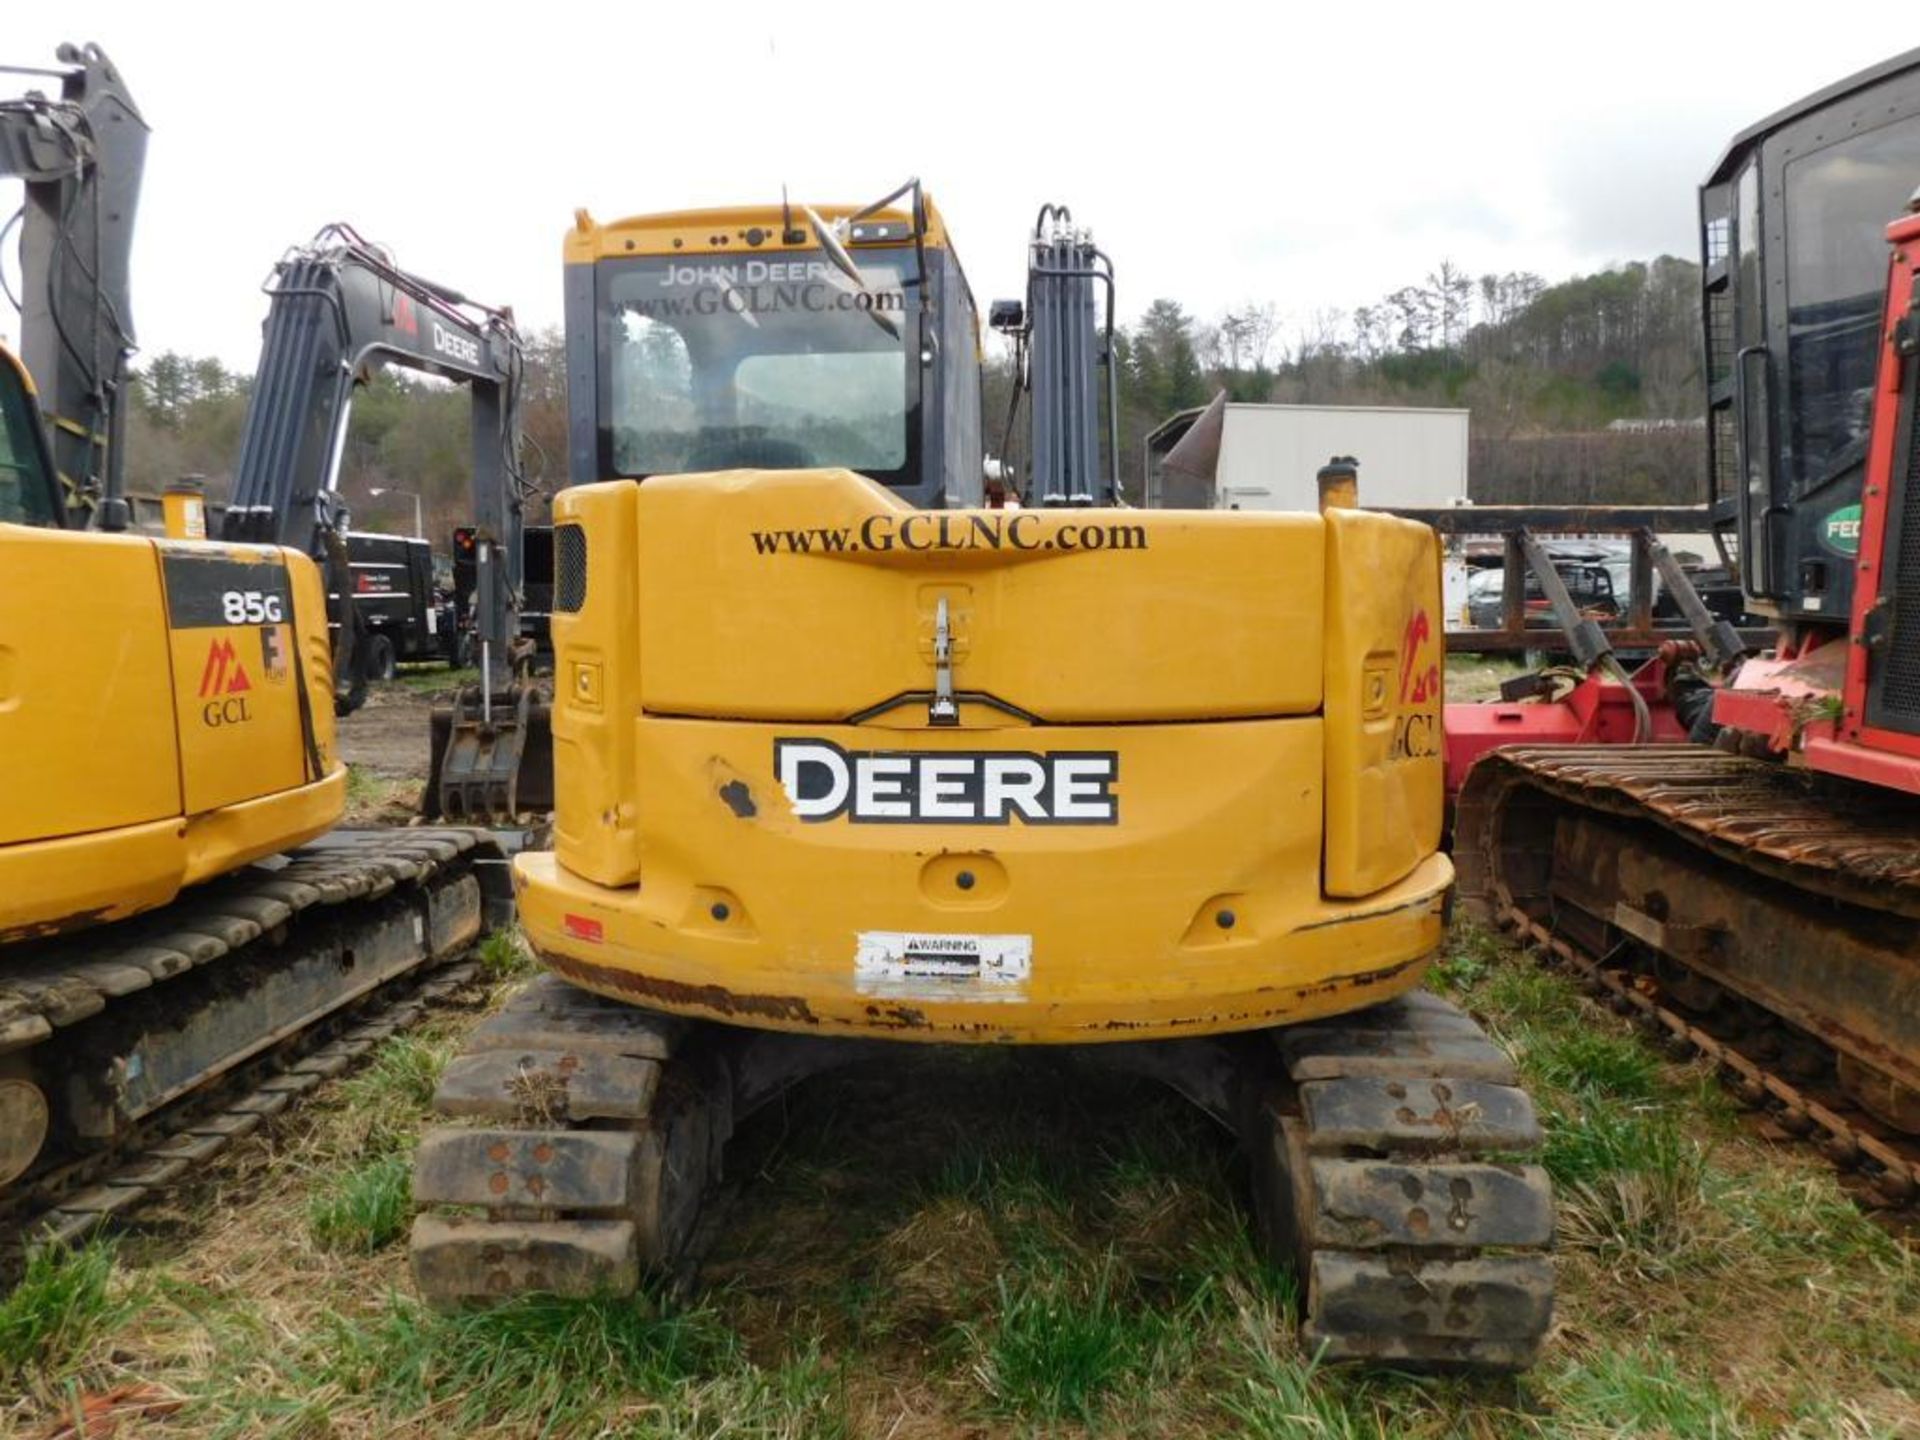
[{"x1": 563, "y1": 913, "x2": 604, "y2": 943}]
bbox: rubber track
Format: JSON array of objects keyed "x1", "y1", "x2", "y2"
[
  {"x1": 411, "y1": 977, "x2": 1558, "y2": 1373},
  {"x1": 1458, "y1": 745, "x2": 1920, "y2": 1207},
  {"x1": 1257, "y1": 989, "x2": 1556, "y2": 1370}
]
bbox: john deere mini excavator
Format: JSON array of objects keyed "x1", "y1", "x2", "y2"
[
  {"x1": 409, "y1": 187, "x2": 1556, "y2": 1368},
  {"x1": 0, "y1": 45, "x2": 527, "y2": 1247}
]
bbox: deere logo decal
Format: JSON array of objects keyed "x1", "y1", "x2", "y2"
[
  {"x1": 1821, "y1": 503, "x2": 1863, "y2": 557},
  {"x1": 775, "y1": 739, "x2": 1118, "y2": 825}
]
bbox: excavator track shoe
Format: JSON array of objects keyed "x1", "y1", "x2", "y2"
[
  {"x1": 1248, "y1": 991, "x2": 1554, "y2": 1371},
  {"x1": 411, "y1": 1214, "x2": 638, "y2": 1300},
  {"x1": 1460, "y1": 745, "x2": 1920, "y2": 1206},
  {"x1": 410, "y1": 976, "x2": 722, "y2": 1308}
]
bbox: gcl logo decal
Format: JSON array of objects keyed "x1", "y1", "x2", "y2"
[
  {"x1": 1392, "y1": 608, "x2": 1440, "y2": 761},
  {"x1": 1398, "y1": 609, "x2": 1438, "y2": 705},
  {"x1": 199, "y1": 637, "x2": 253, "y2": 727}
]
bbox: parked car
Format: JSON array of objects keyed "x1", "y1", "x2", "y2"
[{"x1": 1466, "y1": 560, "x2": 1620, "y2": 632}]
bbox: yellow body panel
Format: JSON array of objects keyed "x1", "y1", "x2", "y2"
[
  {"x1": 1322, "y1": 509, "x2": 1446, "y2": 896},
  {"x1": 520, "y1": 470, "x2": 1451, "y2": 1042},
  {"x1": 0, "y1": 526, "x2": 180, "y2": 844},
  {"x1": 0, "y1": 524, "x2": 345, "y2": 940},
  {"x1": 634, "y1": 469, "x2": 1324, "y2": 723},
  {"x1": 567, "y1": 199, "x2": 952, "y2": 265}
]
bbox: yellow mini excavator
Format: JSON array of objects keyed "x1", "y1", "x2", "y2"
[
  {"x1": 0, "y1": 45, "x2": 521, "y2": 1247},
  {"x1": 410, "y1": 185, "x2": 1557, "y2": 1369}
]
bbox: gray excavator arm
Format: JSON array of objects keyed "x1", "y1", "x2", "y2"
[
  {"x1": 222, "y1": 224, "x2": 548, "y2": 815},
  {"x1": 0, "y1": 42, "x2": 147, "y2": 526}
]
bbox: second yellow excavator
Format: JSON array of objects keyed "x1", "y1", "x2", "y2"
[{"x1": 0, "y1": 45, "x2": 522, "y2": 1249}]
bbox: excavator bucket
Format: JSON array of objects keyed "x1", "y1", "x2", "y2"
[{"x1": 424, "y1": 685, "x2": 554, "y2": 822}]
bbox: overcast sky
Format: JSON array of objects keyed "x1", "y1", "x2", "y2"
[{"x1": 3, "y1": 3, "x2": 1910, "y2": 370}]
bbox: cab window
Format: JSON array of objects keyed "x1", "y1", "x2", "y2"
[{"x1": 0, "y1": 358, "x2": 59, "y2": 526}]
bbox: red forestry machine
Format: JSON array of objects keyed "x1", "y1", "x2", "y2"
[{"x1": 1455, "y1": 48, "x2": 1920, "y2": 1206}]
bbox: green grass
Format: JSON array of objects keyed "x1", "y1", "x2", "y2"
[
  {"x1": 1447, "y1": 923, "x2": 1717, "y2": 1272},
  {"x1": 8, "y1": 922, "x2": 1919, "y2": 1437},
  {"x1": 476, "y1": 926, "x2": 538, "y2": 982},
  {"x1": 340, "y1": 1031, "x2": 452, "y2": 1113},
  {"x1": 1444, "y1": 654, "x2": 1523, "y2": 703},
  {"x1": 283, "y1": 1291, "x2": 736, "y2": 1433},
  {"x1": 390, "y1": 664, "x2": 479, "y2": 695},
  {"x1": 1548, "y1": 1342, "x2": 1751, "y2": 1438},
  {"x1": 343, "y1": 762, "x2": 419, "y2": 818},
  {"x1": 307, "y1": 1153, "x2": 414, "y2": 1254},
  {"x1": 0, "y1": 1242, "x2": 132, "y2": 1391},
  {"x1": 344, "y1": 762, "x2": 383, "y2": 806},
  {"x1": 965, "y1": 1257, "x2": 1165, "y2": 1425}
]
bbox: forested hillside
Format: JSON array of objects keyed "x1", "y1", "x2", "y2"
[
  {"x1": 1083, "y1": 254, "x2": 1706, "y2": 503},
  {"x1": 120, "y1": 252, "x2": 1707, "y2": 531}
]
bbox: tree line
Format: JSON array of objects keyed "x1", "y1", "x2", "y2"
[
  {"x1": 121, "y1": 250, "x2": 1707, "y2": 531},
  {"x1": 1085, "y1": 254, "x2": 1704, "y2": 502}
]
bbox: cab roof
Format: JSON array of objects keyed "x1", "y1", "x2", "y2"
[{"x1": 565, "y1": 196, "x2": 952, "y2": 264}]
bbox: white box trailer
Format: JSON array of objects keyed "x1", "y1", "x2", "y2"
[
  {"x1": 1210, "y1": 404, "x2": 1470, "y2": 512},
  {"x1": 1146, "y1": 398, "x2": 1475, "y2": 624}
]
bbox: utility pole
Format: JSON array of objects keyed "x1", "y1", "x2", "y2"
[{"x1": 369, "y1": 486, "x2": 423, "y2": 538}]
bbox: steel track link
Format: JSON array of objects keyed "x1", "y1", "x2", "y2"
[
  {"x1": 1457, "y1": 744, "x2": 1920, "y2": 1210},
  {"x1": 1, "y1": 827, "x2": 514, "y2": 1265},
  {"x1": 1493, "y1": 905, "x2": 1920, "y2": 1208}
]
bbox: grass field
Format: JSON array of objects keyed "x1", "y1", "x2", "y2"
[
  {"x1": 1445, "y1": 654, "x2": 1525, "y2": 703},
  {"x1": 5, "y1": 924, "x2": 1916, "y2": 1438}
]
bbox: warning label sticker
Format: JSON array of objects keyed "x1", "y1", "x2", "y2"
[{"x1": 854, "y1": 931, "x2": 1033, "y2": 1001}]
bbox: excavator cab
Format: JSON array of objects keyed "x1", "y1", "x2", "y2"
[
  {"x1": 568, "y1": 184, "x2": 981, "y2": 507},
  {"x1": 1701, "y1": 50, "x2": 1920, "y2": 622},
  {"x1": 0, "y1": 345, "x2": 61, "y2": 528}
]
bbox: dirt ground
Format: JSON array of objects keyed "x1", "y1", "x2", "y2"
[
  {"x1": 334, "y1": 668, "x2": 475, "y2": 822},
  {"x1": 336, "y1": 677, "x2": 442, "y2": 781}
]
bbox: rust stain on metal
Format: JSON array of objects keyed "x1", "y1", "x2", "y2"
[
  {"x1": 0, "y1": 906, "x2": 116, "y2": 945},
  {"x1": 544, "y1": 950, "x2": 817, "y2": 1025},
  {"x1": 1290, "y1": 953, "x2": 1427, "y2": 1000},
  {"x1": 862, "y1": 1002, "x2": 930, "y2": 1029}
]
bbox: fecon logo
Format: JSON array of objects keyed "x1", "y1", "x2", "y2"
[
  {"x1": 775, "y1": 739, "x2": 1118, "y2": 825},
  {"x1": 198, "y1": 638, "x2": 254, "y2": 727},
  {"x1": 1821, "y1": 503, "x2": 1863, "y2": 557}
]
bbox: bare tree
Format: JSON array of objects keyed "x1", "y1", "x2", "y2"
[{"x1": 1429, "y1": 260, "x2": 1474, "y2": 356}]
